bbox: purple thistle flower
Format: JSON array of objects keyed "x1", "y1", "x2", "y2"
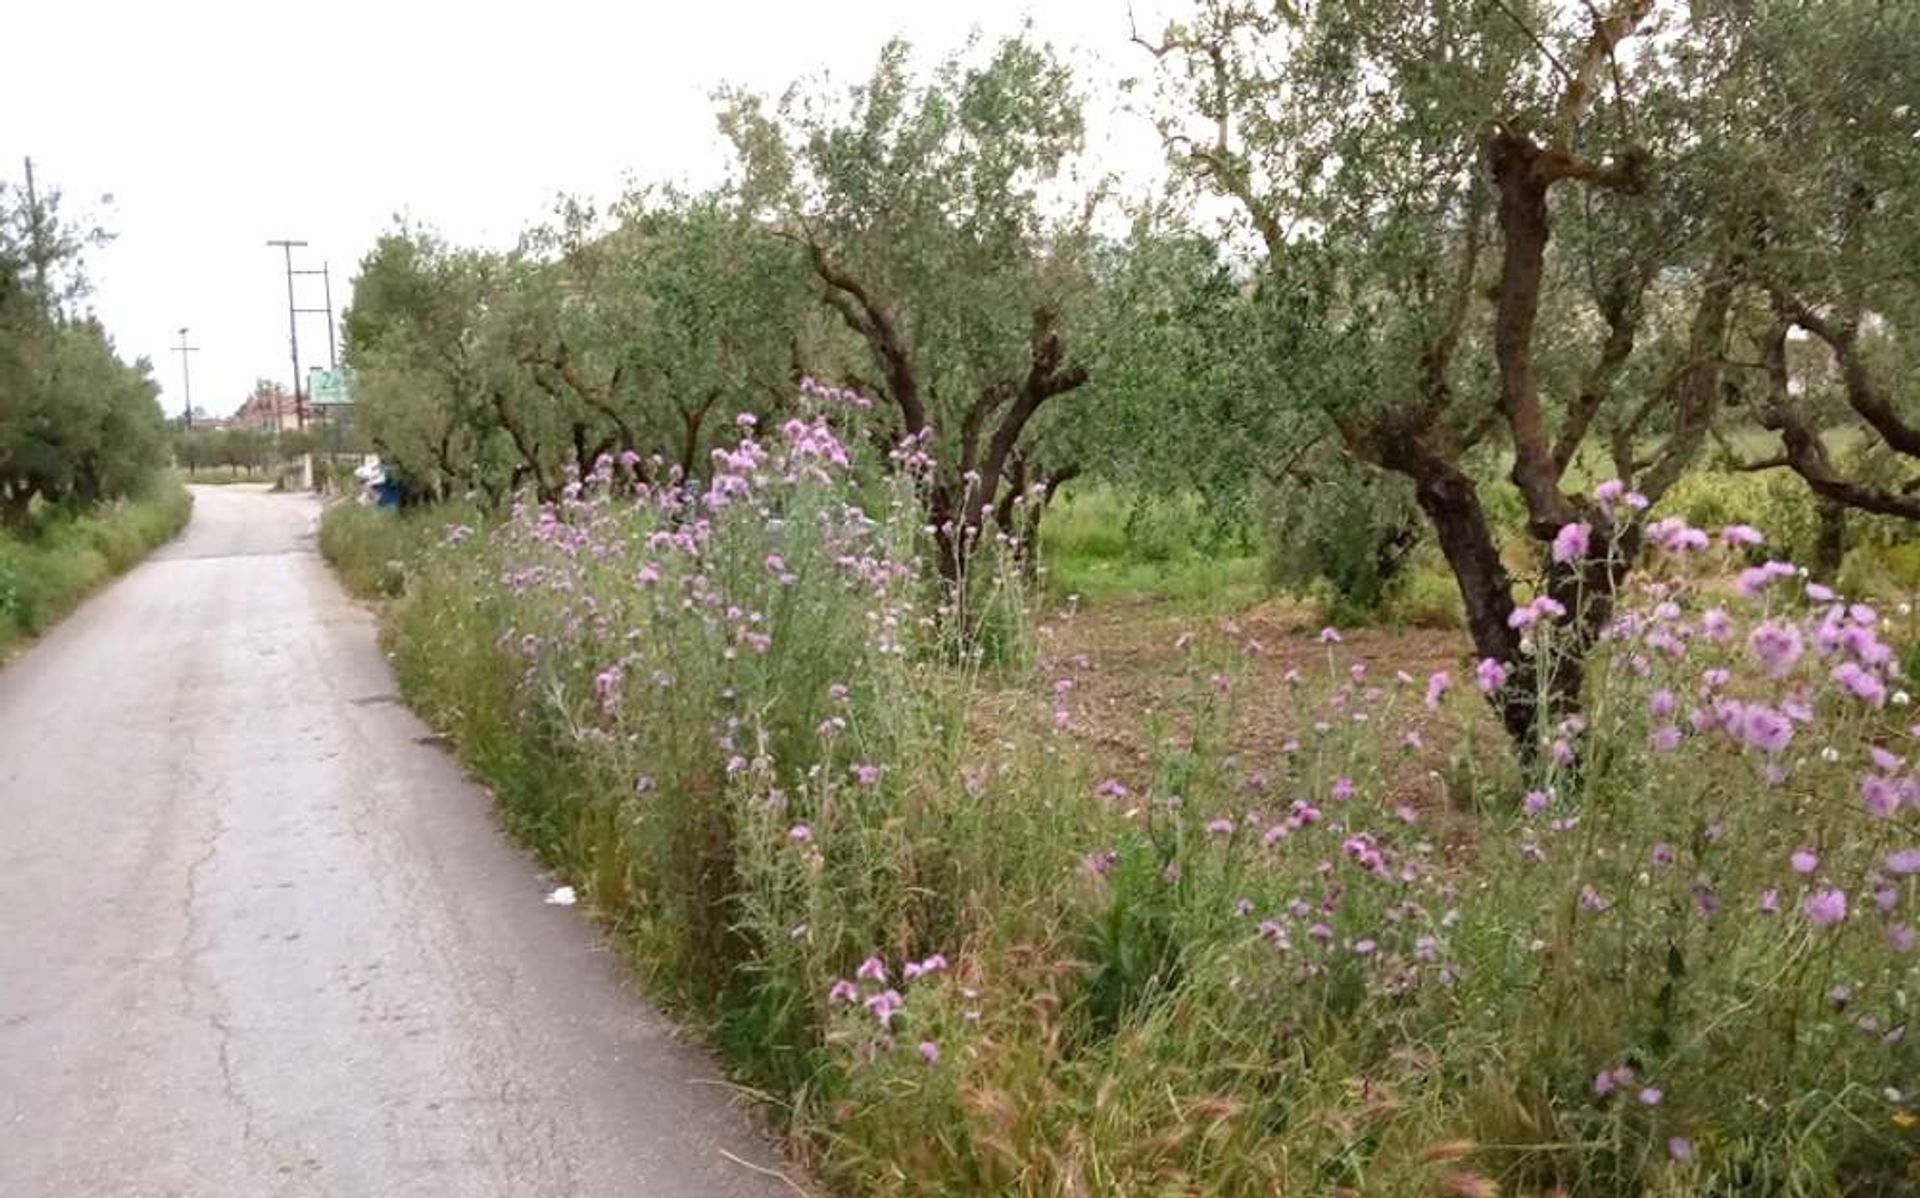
[
  {"x1": 1789, "y1": 849, "x2": 1818, "y2": 874},
  {"x1": 863, "y1": 988, "x2": 904, "y2": 1027},
  {"x1": 1803, "y1": 888, "x2": 1848, "y2": 928},
  {"x1": 1701, "y1": 607, "x2": 1732, "y2": 640},
  {"x1": 1552, "y1": 521, "x2": 1592, "y2": 565},
  {"x1": 1863, "y1": 775, "x2": 1903, "y2": 819},
  {"x1": 1748, "y1": 620, "x2": 1805, "y2": 678},
  {"x1": 1669, "y1": 1136, "x2": 1693, "y2": 1163},
  {"x1": 828, "y1": 979, "x2": 859, "y2": 1004},
  {"x1": 1638, "y1": 1086, "x2": 1663, "y2": 1106},
  {"x1": 1833, "y1": 662, "x2": 1888, "y2": 708},
  {"x1": 1886, "y1": 848, "x2": 1920, "y2": 875},
  {"x1": 1476, "y1": 658, "x2": 1508, "y2": 694},
  {"x1": 1740, "y1": 705, "x2": 1795, "y2": 755},
  {"x1": 917, "y1": 1040, "x2": 940, "y2": 1065}
]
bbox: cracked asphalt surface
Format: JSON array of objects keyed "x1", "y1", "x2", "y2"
[{"x1": 0, "y1": 486, "x2": 798, "y2": 1197}]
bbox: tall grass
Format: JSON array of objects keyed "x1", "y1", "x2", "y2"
[
  {"x1": 326, "y1": 414, "x2": 1918, "y2": 1196},
  {"x1": 0, "y1": 476, "x2": 191, "y2": 658}
]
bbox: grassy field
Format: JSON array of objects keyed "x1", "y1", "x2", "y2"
[
  {"x1": 0, "y1": 476, "x2": 192, "y2": 659},
  {"x1": 1039, "y1": 485, "x2": 1266, "y2": 610}
]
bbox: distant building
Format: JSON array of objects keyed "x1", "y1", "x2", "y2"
[{"x1": 229, "y1": 381, "x2": 302, "y2": 433}]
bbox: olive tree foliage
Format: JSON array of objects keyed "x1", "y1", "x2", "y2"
[
  {"x1": 1066, "y1": 217, "x2": 1425, "y2": 611},
  {"x1": 498, "y1": 191, "x2": 818, "y2": 495},
  {"x1": 344, "y1": 196, "x2": 817, "y2": 504},
  {"x1": 1065, "y1": 224, "x2": 1273, "y2": 516},
  {"x1": 718, "y1": 35, "x2": 1100, "y2": 582},
  {"x1": 0, "y1": 176, "x2": 166, "y2": 529},
  {"x1": 1140, "y1": 0, "x2": 1793, "y2": 753},
  {"x1": 343, "y1": 227, "x2": 512, "y2": 500},
  {"x1": 1696, "y1": 3, "x2": 1920, "y2": 522}
]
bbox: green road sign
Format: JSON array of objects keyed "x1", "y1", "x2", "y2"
[{"x1": 308, "y1": 367, "x2": 356, "y2": 407}]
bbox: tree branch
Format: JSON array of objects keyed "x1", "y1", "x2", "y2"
[
  {"x1": 1773, "y1": 286, "x2": 1920, "y2": 459},
  {"x1": 1754, "y1": 316, "x2": 1920, "y2": 519}
]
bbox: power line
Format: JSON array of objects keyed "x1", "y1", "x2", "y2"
[{"x1": 292, "y1": 261, "x2": 337, "y2": 370}]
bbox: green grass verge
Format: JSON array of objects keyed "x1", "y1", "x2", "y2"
[{"x1": 0, "y1": 476, "x2": 193, "y2": 659}]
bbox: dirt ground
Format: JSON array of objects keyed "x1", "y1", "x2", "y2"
[{"x1": 1029, "y1": 595, "x2": 1506, "y2": 809}]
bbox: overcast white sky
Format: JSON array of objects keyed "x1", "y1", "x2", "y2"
[{"x1": 2, "y1": 1, "x2": 1175, "y2": 417}]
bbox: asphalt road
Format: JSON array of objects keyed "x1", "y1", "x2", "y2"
[{"x1": 0, "y1": 486, "x2": 799, "y2": 1198}]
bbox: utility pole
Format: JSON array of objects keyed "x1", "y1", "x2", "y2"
[
  {"x1": 320, "y1": 262, "x2": 337, "y2": 369},
  {"x1": 266, "y1": 239, "x2": 308, "y2": 430},
  {"x1": 172, "y1": 327, "x2": 199, "y2": 430}
]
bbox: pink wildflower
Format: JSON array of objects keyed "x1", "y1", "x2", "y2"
[
  {"x1": 1476, "y1": 658, "x2": 1508, "y2": 694},
  {"x1": 1747, "y1": 620, "x2": 1805, "y2": 678},
  {"x1": 1552, "y1": 522, "x2": 1592, "y2": 565},
  {"x1": 1803, "y1": 888, "x2": 1847, "y2": 928}
]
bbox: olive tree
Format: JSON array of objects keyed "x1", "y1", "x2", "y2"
[
  {"x1": 1700, "y1": 3, "x2": 1920, "y2": 524},
  {"x1": 501, "y1": 190, "x2": 818, "y2": 489},
  {"x1": 343, "y1": 227, "x2": 516, "y2": 500},
  {"x1": 1142, "y1": 0, "x2": 1748, "y2": 754},
  {"x1": 719, "y1": 35, "x2": 1099, "y2": 584},
  {"x1": 1, "y1": 176, "x2": 165, "y2": 527}
]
